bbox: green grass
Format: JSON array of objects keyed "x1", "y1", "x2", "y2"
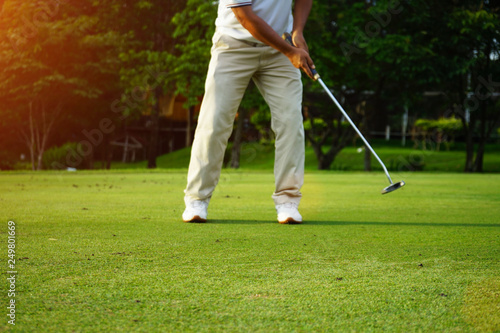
[
  {"x1": 109, "y1": 141, "x2": 500, "y2": 173},
  {"x1": 1, "y1": 170, "x2": 499, "y2": 332}
]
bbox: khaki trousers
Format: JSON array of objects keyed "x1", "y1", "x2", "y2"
[{"x1": 184, "y1": 31, "x2": 305, "y2": 206}]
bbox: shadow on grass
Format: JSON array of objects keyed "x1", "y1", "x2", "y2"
[
  {"x1": 207, "y1": 219, "x2": 275, "y2": 225},
  {"x1": 207, "y1": 219, "x2": 500, "y2": 228},
  {"x1": 305, "y1": 221, "x2": 500, "y2": 228}
]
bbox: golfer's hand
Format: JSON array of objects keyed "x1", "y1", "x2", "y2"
[
  {"x1": 292, "y1": 31, "x2": 309, "y2": 53},
  {"x1": 287, "y1": 47, "x2": 316, "y2": 80},
  {"x1": 286, "y1": 32, "x2": 316, "y2": 80}
]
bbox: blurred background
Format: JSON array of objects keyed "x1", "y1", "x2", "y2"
[{"x1": 0, "y1": 0, "x2": 498, "y2": 172}]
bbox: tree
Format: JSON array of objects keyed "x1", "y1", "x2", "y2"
[
  {"x1": 304, "y1": 1, "x2": 396, "y2": 170},
  {"x1": 0, "y1": 0, "x2": 128, "y2": 170},
  {"x1": 443, "y1": 2, "x2": 500, "y2": 172},
  {"x1": 398, "y1": 0, "x2": 500, "y2": 172},
  {"x1": 171, "y1": 0, "x2": 217, "y2": 106},
  {"x1": 376, "y1": 0, "x2": 500, "y2": 172},
  {"x1": 111, "y1": 0, "x2": 183, "y2": 168},
  {"x1": 304, "y1": 0, "x2": 499, "y2": 172},
  {"x1": 113, "y1": 0, "x2": 219, "y2": 169},
  {"x1": 170, "y1": 0, "x2": 217, "y2": 151}
]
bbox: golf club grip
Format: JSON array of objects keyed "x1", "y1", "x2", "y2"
[
  {"x1": 283, "y1": 32, "x2": 294, "y2": 46},
  {"x1": 311, "y1": 68, "x2": 320, "y2": 80},
  {"x1": 283, "y1": 33, "x2": 320, "y2": 80}
]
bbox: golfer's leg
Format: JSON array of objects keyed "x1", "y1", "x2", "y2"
[
  {"x1": 253, "y1": 50, "x2": 304, "y2": 206},
  {"x1": 184, "y1": 35, "x2": 256, "y2": 203}
]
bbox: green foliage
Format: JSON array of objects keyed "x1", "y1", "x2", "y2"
[
  {"x1": 118, "y1": 49, "x2": 175, "y2": 117},
  {"x1": 249, "y1": 109, "x2": 273, "y2": 142},
  {"x1": 0, "y1": 0, "x2": 128, "y2": 164},
  {"x1": 303, "y1": 118, "x2": 350, "y2": 132},
  {"x1": 239, "y1": 84, "x2": 272, "y2": 142},
  {"x1": 303, "y1": 117, "x2": 327, "y2": 132},
  {"x1": 436, "y1": 117, "x2": 463, "y2": 134},
  {"x1": 414, "y1": 117, "x2": 463, "y2": 135},
  {"x1": 136, "y1": 1, "x2": 153, "y2": 10},
  {"x1": 0, "y1": 0, "x2": 498, "y2": 172},
  {"x1": 413, "y1": 117, "x2": 463, "y2": 151},
  {"x1": 12, "y1": 162, "x2": 32, "y2": 170},
  {"x1": 304, "y1": 0, "x2": 499, "y2": 171},
  {"x1": 413, "y1": 119, "x2": 433, "y2": 132},
  {"x1": 42, "y1": 142, "x2": 80, "y2": 170},
  {"x1": 171, "y1": 0, "x2": 217, "y2": 107},
  {"x1": 0, "y1": 151, "x2": 18, "y2": 170},
  {"x1": 0, "y1": 1, "x2": 124, "y2": 104},
  {"x1": 115, "y1": 1, "x2": 186, "y2": 118},
  {"x1": 115, "y1": 0, "x2": 216, "y2": 114}
]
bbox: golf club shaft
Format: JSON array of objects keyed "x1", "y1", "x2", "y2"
[
  {"x1": 282, "y1": 33, "x2": 394, "y2": 185},
  {"x1": 316, "y1": 78, "x2": 393, "y2": 185}
]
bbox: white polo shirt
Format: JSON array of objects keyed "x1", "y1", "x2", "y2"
[{"x1": 216, "y1": 0, "x2": 294, "y2": 44}]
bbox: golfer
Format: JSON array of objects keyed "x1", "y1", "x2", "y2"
[{"x1": 183, "y1": 0, "x2": 315, "y2": 224}]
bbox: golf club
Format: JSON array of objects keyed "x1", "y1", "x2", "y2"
[{"x1": 284, "y1": 33, "x2": 405, "y2": 194}]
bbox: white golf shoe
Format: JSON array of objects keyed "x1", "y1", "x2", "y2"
[
  {"x1": 276, "y1": 202, "x2": 302, "y2": 224},
  {"x1": 182, "y1": 200, "x2": 208, "y2": 223}
]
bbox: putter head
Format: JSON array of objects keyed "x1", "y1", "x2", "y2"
[{"x1": 381, "y1": 181, "x2": 405, "y2": 194}]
